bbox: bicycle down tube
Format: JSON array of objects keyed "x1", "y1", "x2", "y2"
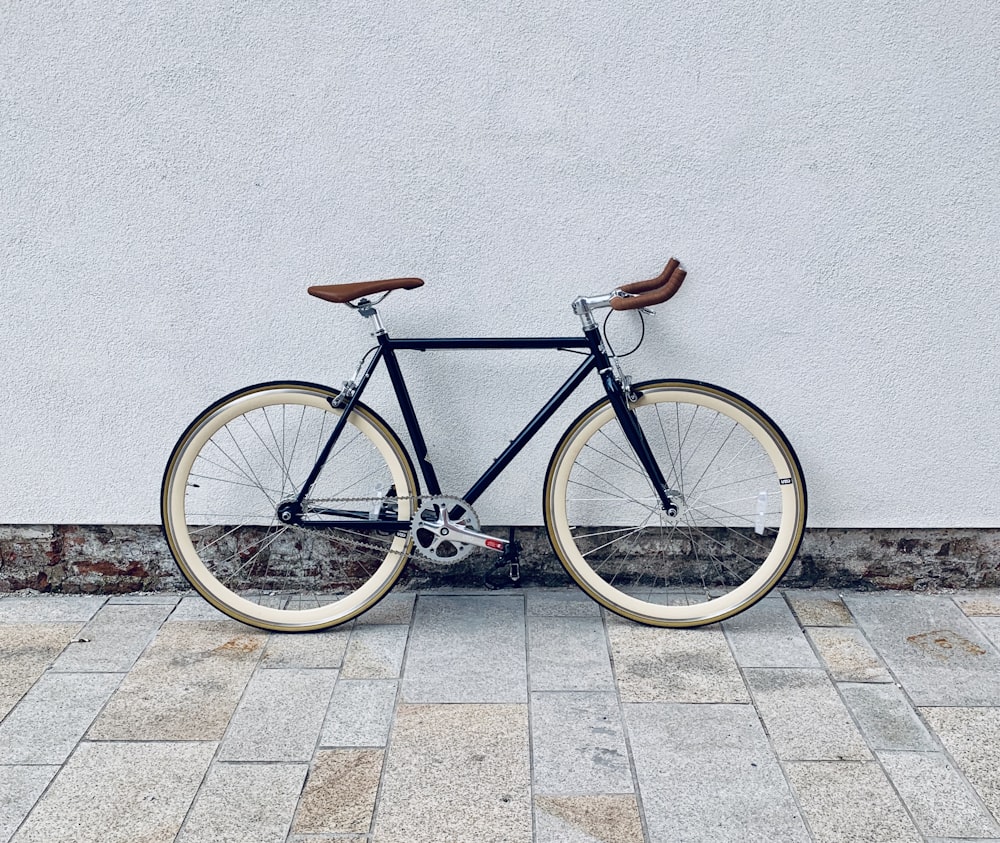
[{"x1": 287, "y1": 326, "x2": 675, "y2": 530}]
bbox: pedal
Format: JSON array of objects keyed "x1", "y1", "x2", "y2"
[{"x1": 485, "y1": 528, "x2": 522, "y2": 589}]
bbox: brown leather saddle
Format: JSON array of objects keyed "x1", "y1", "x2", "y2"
[{"x1": 308, "y1": 277, "x2": 424, "y2": 304}]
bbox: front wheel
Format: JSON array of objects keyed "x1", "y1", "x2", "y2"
[
  {"x1": 161, "y1": 381, "x2": 418, "y2": 631},
  {"x1": 544, "y1": 380, "x2": 807, "y2": 626}
]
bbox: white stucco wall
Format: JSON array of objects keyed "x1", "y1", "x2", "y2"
[{"x1": 2, "y1": 1, "x2": 998, "y2": 528}]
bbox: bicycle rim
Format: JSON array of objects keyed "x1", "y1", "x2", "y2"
[
  {"x1": 544, "y1": 380, "x2": 806, "y2": 626},
  {"x1": 161, "y1": 382, "x2": 417, "y2": 631}
]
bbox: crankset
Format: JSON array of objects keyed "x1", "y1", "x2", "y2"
[{"x1": 410, "y1": 496, "x2": 508, "y2": 563}]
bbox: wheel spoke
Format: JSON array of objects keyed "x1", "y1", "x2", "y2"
[
  {"x1": 548, "y1": 384, "x2": 804, "y2": 627},
  {"x1": 163, "y1": 387, "x2": 415, "y2": 630}
]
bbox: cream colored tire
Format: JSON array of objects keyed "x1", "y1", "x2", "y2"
[
  {"x1": 161, "y1": 382, "x2": 417, "y2": 631},
  {"x1": 544, "y1": 380, "x2": 806, "y2": 626}
]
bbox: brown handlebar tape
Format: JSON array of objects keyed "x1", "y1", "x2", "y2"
[
  {"x1": 618, "y1": 259, "x2": 680, "y2": 294},
  {"x1": 610, "y1": 261, "x2": 686, "y2": 311}
]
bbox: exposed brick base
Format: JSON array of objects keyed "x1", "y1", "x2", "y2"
[{"x1": 1, "y1": 525, "x2": 998, "y2": 594}]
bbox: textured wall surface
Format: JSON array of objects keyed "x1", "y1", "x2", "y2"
[{"x1": 2, "y1": 1, "x2": 998, "y2": 528}]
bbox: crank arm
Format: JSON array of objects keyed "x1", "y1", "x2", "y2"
[{"x1": 437, "y1": 519, "x2": 509, "y2": 552}]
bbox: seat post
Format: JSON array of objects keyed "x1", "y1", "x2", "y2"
[{"x1": 356, "y1": 298, "x2": 387, "y2": 335}]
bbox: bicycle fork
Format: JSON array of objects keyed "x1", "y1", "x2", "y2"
[{"x1": 593, "y1": 338, "x2": 678, "y2": 517}]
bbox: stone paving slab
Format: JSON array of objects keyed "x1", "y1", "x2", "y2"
[
  {"x1": 341, "y1": 624, "x2": 408, "y2": 679},
  {"x1": 0, "y1": 624, "x2": 80, "y2": 719},
  {"x1": 877, "y1": 750, "x2": 1000, "y2": 839},
  {"x1": 723, "y1": 596, "x2": 819, "y2": 667},
  {"x1": 11, "y1": 741, "x2": 217, "y2": 843},
  {"x1": 527, "y1": 615, "x2": 615, "y2": 691},
  {"x1": 920, "y1": 707, "x2": 1000, "y2": 819},
  {"x1": 260, "y1": 627, "x2": 350, "y2": 668},
  {"x1": 784, "y1": 760, "x2": 921, "y2": 842},
  {"x1": 806, "y1": 625, "x2": 893, "y2": 682},
  {"x1": 50, "y1": 603, "x2": 173, "y2": 673},
  {"x1": 844, "y1": 592, "x2": 1000, "y2": 706},
  {"x1": 0, "y1": 595, "x2": 105, "y2": 624},
  {"x1": 374, "y1": 703, "x2": 532, "y2": 843},
  {"x1": 0, "y1": 765, "x2": 58, "y2": 843},
  {"x1": 218, "y1": 668, "x2": 337, "y2": 762},
  {"x1": 88, "y1": 620, "x2": 266, "y2": 741},
  {"x1": 531, "y1": 691, "x2": 633, "y2": 795},
  {"x1": 293, "y1": 749, "x2": 383, "y2": 835},
  {"x1": 401, "y1": 595, "x2": 527, "y2": 703},
  {"x1": 534, "y1": 794, "x2": 644, "y2": 842},
  {"x1": 607, "y1": 623, "x2": 748, "y2": 703},
  {"x1": 177, "y1": 762, "x2": 308, "y2": 843},
  {"x1": 744, "y1": 668, "x2": 871, "y2": 760},
  {"x1": 3, "y1": 588, "x2": 1000, "y2": 842},
  {"x1": 785, "y1": 590, "x2": 855, "y2": 626},
  {"x1": 953, "y1": 590, "x2": 1000, "y2": 616},
  {"x1": 320, "y1": 679, "x2": 398, "y2": 747},
  {"x1": 838, "y1": 682, "x2": 938, "y2": 751},
  {"x1": 625, "y1": 702, "x2": 808, "y2": 841},
  {"x1": 0, "y1": 671, "x2": 121, "y2": 764}
]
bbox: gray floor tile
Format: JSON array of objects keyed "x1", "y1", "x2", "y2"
[
  {"x1": 341, "y1": 625, "x2": 408, "y2": 679},
  {"x1": 724, "y1": 597, "x2": 819, "y2": 667},
  {"x1": 745, "y1": 669, "x2": 871, "y2": 760},
  {"x1": 807, "y1": 626, "x2": 892, "y2": 682},
  {"x1": 0, "y1": 624, "x2": 80, "y2": 719},
  {"x1": 785, "y1": 590, "x2": 855, "y2": 626},
  {"x1": 219, "y1": 668, "x2": 337, "y2": 762},
  {"x1": 625, "y1": 703, "x2": 808, "y2": 841},
  {"x1": 260, "y1": 628, "x2": 350, "y2": 668},
  {"x1": 0, "y1": 596, "x2": 105, "y2": 624},
  {"x1": 878, "y1": 750, "x2": 1000, "y2": 839},
  {"x1": 373, "y1": 703, "x2": 531, "y2": 843},
  {"x1": 293, "y1": 749, "x2": 382, "y2": 834},
  {"x1": 608, "y1": 623, "x2": 748, "y2": 703},
  {"x1": 0, "y1": 765, "x2": 58, "y2": 843},
  {"x1": 177, "y1": 762, "x2": 307, "y2": 843},
  {"x1": 953, "y1": 590, "x2": 1000, "y2": 616},
  {"x1": 785, "y1": 760, "x2": 921, "y2": 842},
  {"x1": 972, "y1": 616, "x2": 1000, "y2": 649},
  {"x1": 355, "y1": 593, "x2": 416, "y2": 625},
  {"x1": 167, "y1": 595, "x2": 231, "y2": 621},
  {"x1": 50, "y1": 603, "x2": 172, "y2": 673},
  {"x1": 320, "y1": 680, "x2": 397, "y2": 747},
  {"x1": 534, "y1": 794, "x2": 644, "y2": 842},
  {"x1": 839, "y1": 682, "x2": 937, "y2": 751},
  {"x1": 106, "y1": 594, "x2": 182, "y2": 605},
  {"x1": 0, "y1": 671, "x2": 121, "y2": 764},
  {"x1": 921, "y1": 707, "x2": 1000, "y2": 819},
  {"x1": 401, "y1": 595, "x2": 527, "y2": 703},
  {"x1": 527, "y1": 590, "x2": 602, "y2": 617},
  {"x1": 844, "y1": 592, "x2": 1000, "y2": 705},
  {"x1": 11, "y1": 741, "x2": 216, "y2": 843},
  {"x1": 88, "y1": 621, "x2": 265, "y2": 741},
  {"x1": 528, "y1": 615, "x2": 614, "y2": 692},
  {"x1": 531, "y1": 692, "x2": 632, "y2": 795}
]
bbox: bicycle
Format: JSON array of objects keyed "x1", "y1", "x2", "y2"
[{"x1": 160, "y1": 259, "x2": 807, "y2": 631}]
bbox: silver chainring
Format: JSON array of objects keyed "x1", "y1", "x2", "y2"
[{"x1": 411, "y1": 496, "x2": 480, "y2": 563}]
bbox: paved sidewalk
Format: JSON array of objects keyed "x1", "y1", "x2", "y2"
[{"x1": 2, "y1": 588, "x2": 1000, "y2": 842}]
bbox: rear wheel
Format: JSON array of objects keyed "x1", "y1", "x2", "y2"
[
  {"x1": 161, "y1": 381, "x2": 417, "y2": 631},
  {"x1": 544, "y1": 380, "x2": 806, "y2": 626}
]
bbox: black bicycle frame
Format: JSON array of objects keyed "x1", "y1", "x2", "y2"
[{"x1": 287, "y1": 324, "x2": 672, "y2": 530}]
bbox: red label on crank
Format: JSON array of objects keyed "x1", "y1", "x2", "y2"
[{"x1": 485, "y1": 539, "x2": 505, "y2": 551}]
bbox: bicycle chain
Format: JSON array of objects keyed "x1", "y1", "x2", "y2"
[{"x1": 288, "y1": 495, "x2": 419, "y2": 558}]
